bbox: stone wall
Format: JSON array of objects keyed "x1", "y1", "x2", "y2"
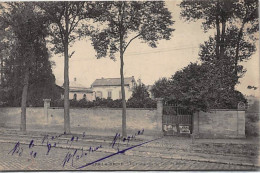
[
  {"x1": 0, "y1": 107, "x2": 162, "y2": 136},
  {"x1": 192, "y1": 109, "x2": 245, "y2": 138}
]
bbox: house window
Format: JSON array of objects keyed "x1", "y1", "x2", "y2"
[
  {"x1": 83, "y1": 94, "x2": 86, "y2": 100},
  {"x1": 119, "y1": 91, "x2": 122, "y2": 99},
  {"x1": 96, "y1": 91, "x2": 102, "y2": 99},
  {"x1": 107, "y1": 91, "x2": 112, "y2": 99},
  {"x1": 73, "y1": 93, "x2": 77, "y2": 100}
]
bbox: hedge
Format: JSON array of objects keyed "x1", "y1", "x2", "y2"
[{"x1": 51, "y1": 98, "x2": 157, "y2": 109}]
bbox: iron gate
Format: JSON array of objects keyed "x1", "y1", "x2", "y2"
[{"x1": 162, "y1": 103, "x2": 193, "y2": 136}]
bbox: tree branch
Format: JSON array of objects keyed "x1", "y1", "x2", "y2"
[
  {"x1": 68, "y1": 3, "x2": 80, "y2": 34},
  {"x1": 68, "y1": 3, "x2": 86, "y2": 36},
  {"x1": 68, "y1": 17, "x2": 80, "y2": 36},
  {"x1": 123, "y1": 33, "x2": 141, "y2": 54},
  {"x1": 57, "y1": 22, "x2": 65, "y2": 46}
]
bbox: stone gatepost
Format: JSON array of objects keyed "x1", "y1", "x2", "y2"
[
  {"x1": 43, "y1": 99, "x2": 51, "y2": 124},
  {"x1": 156, "y1": 98, "x2": 163, "y2": 135}
]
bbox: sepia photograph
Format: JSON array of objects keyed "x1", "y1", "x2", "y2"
[{"x1": 0, "y1": 0, "x2": 259, "y2": 171}]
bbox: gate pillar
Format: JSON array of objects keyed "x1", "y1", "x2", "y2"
[
  {"x1": 43, "y1": 99, "x2": 51, "y2": 124},
  {"x1": 156, "y1": 98, "x2": 163, "y2": 135}
]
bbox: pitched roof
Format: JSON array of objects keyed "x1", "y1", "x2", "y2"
[
  {"x1": 70, "y1": 87, "x2": 93, "y2": 93},
  {"x1": 92, "y1": 77, "x2": 135, "y2": 87},
  {"x1": 59, "y1": 80, "x2": 93, "y2": 93}
]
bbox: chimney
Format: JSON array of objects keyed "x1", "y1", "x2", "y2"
[
  {"x1": 131, "y1": 76, "x2": 135, "y2": 88},
  {"x1": 74, "y1": 78, "x2": 76, "y2": 82}
]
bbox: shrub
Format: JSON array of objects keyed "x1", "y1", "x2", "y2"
[
  {"x1": 70, "y1": 99, "x2": 80, "y2": 107},
  {"x1": 144, "y1": 97, "x2": 157, "y2": 108},
  {"x1": 106, "y1": 99, "x2": 122, "y2": 108},
  {"x1": 51, "y1": 99, "x2": 64, "y2": 107},
  {"x1": 127, "y1": 97, "x2": 156, "y2": 108}
]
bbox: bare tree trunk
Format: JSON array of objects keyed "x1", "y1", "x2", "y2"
[
  {"x1": 64, "y1": 39, "x2": 70, "y2": 134},
  {"x1": 215, "y1": 5, "x2": 220, "y2": 59},
  {"x1": 64, "y1": 4, "x2": 70, "y2": 134},
  {"x1": 120, "y1": 48, "x2": 127, "y2": 137},
  {"x1": 119, "y1": 2, "x2": 127, "y2": 137},
  {"x1": 20, "y1": 66, "x2": 29, "y2": 132},
  {"x1": 215, "y1": 1, "x2": 223, "y2": 102},
  {"x1": 219, "y1": 18, "x2": 226, "y2": 88},
  {"x1": 0, "y1": 57, "x2": 3, "y2": 86}
]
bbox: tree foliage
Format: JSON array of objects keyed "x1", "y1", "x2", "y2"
[
  {"x1": 151, "y1": 63, "x2": 246, "y2": 111},
  {"x1": 37, "y1": 2, "x2": 99, "y2": 54},
  {"x1": 127, "y1": 83, "x2": 156, "y2": 108},
  {"x1": 151, "y1": 78, "x2": 172, "y2": 100},
  {"x1": 91, "y1": 1, "x2": 174, "y2": 59},
  {"x1": 130, "y1": 83, "x2": 150, "y2": 101}
]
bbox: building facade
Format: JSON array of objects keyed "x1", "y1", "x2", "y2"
[
  {"x1": 67, "y1": 78, "x2": 95, "y2": 101},
  {"x1": 91, "y1": 76, "x2": 136, "y2": 100}
]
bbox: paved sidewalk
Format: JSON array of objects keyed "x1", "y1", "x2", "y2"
[
  {"x1": 0, "y1": 128, "x2": 259, "y2": 170},
  {"x1": 0, "y1": 142, "x2": 257, "y2": 171}
]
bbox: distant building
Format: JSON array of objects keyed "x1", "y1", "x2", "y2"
[
  {"x1": 91, "y1": 76, "x2": 136, "y2": 100},
  {"x1": 64, "y1": 78, "x2": 95, "y2": 101},
  {"x1": 55, "y1": 84, "x2": 64, "y2": 99}
]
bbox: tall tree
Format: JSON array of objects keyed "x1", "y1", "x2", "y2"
[
  {"x1": 37, "y1": 2, "x2": 99, "y2": 133},
  {"x1": 0, "y1": 27, "x2": 9, "y2": 106},
  {"x1": 90, "y1": 1, "x2": 174, "y2": 136},
  {"x1": 180, "y1": 0, "x2": 259, "y2": 88},
  {"x1": 0, "y1": 29, "x2": 7, "y2": 87},
  {"x1": 1, "y1": 2, "x2": 50, "y2": 131}
]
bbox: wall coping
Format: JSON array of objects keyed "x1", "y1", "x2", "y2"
[
  {"x1": 49, "y1": 107, "x2": 156, "y2": 111},
  {"x1": 0, "y1": 107, "x2": 157, "y2": 111},
  {"x1": 1, "y1": 107, "x2": 245, "y2": 111},
  {"x1": 0, "y1": 107, "x2": 43, "y2": 109},
  {"x1": 207, "y1": 109, "x2": 246, "y2": 111}
]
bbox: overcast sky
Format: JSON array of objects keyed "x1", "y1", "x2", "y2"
[{"x1": 51, "y1": 1, "x2": 260, "y2": 97}]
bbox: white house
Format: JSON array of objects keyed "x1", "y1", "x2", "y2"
[
  {"x1": 68, "y1": 78, "x2": 95, "y2": 101},
  {"x1": 91, "y1": 76, "x2": 136, "y2": 100}
]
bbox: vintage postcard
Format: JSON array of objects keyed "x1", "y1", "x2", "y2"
[{"x1": 0, "y1": 0, "x2": 259, "y2": 171}]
